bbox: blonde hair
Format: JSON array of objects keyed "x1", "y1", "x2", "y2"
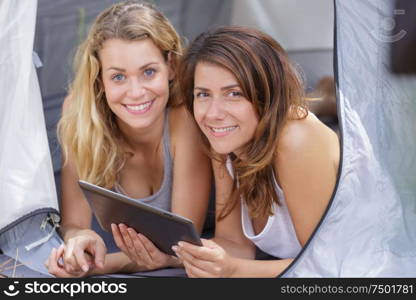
[{"x1": 58, "y1": 0, "x2": 182, "y2": 188}]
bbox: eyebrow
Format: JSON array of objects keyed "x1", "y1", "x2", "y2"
[
  {"x1": 194, "y1": 84, "x2": 240, "y2": 91},
  {"x1": 106, "y1": 67, "x2": 125, "y2": 72},
  {"x1": 105, "y1": 62, "x2": 159, "y2": 72}
]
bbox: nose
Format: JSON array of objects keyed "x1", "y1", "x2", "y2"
[
  {"x1": 126, "y1": 78, "x2": 145, "y2": 99},
  {"x1": 205, "y1": 98, "x2": 226, "y2": 120}
]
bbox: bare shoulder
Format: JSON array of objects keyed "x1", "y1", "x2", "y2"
[
  {"x1": 168, "y1": 105, "x2": 203, "y2": 155},
  {"x1": 277, "y1": 112, "x2": 340, "y2": 171},
  {"x1": 276, "y1": 112, "x2": 340, "y2": 246}
]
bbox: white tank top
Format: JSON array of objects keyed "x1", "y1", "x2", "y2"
[{"x1": 226, "y1": 158, "x2": 302, "y2": 259}]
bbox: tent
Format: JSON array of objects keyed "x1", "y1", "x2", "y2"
[{"x1": 0, "y1": 0, "x2": 415, "y2": 277}]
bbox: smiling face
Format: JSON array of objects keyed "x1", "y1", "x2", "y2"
[
  {"x1": 99, "y1": 38, "x2": 171, "y2": 132},
  {"x1": 193, "y1": 62, "x2": 259, "y2": 155}
]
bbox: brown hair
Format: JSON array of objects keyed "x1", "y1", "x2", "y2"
[
  {"x1": 58, "y1": 0, "x2": 183, "y2": 188},
  {"x1": 178, "y1": 26, "x2": 307, "y2": 219}
]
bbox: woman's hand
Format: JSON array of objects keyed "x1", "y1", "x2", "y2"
[
  {"x1": 49, "y1": 229, "x2": 106, "y2": 277},
  {"x1": 111, "y1": 223, "x2": 180, "y2": 271},
  {"x1": 45, "y1": 244, "x2": 93, "y2": 278},
  {"x1": 172, "y1": 239, "x2": 237, "y2": 278}
]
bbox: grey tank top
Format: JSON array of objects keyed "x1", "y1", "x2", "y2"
[
  {"x1": 114, "y1": 111, "x2": 173, "y2": 211},
  {"x1": 91, "y1": 111, "x2": 173, "y2": 252}
]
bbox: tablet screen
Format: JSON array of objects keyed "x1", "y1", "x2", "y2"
[{"x1": 79, "y1": 180, "x2": 202, "y2": 256}]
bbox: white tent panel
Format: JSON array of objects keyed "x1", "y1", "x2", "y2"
[{"x1": 0, "y1": 0, "x2": 58, "y2": 231}]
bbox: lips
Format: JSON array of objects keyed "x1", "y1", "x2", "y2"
[
  {"x1": 207, "y1": 125, "x2": 238, "y2": 137},
  {"x1": 123, "y1": 99, "x2": 154, "y2": 114}
]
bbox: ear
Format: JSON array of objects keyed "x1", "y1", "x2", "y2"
[{"x1": 167, "y1": 51, "x2": 175, "y2": 81}]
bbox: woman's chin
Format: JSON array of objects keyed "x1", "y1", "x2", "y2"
[{"x1": 210, "y1": 144, "x2": 234, "y2": 156}]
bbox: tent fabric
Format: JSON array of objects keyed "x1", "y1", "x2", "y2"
[
  {"x1": 282, "y1": 0, "x2": 416, "y2": 277},
  {"x1": 0, "y1": 213, "x2": 62, "y2": 277},
  {"x1": 0, "y1": 0, "x2": 59, "y2": 232},
  {"x1": 0, "y1": 0, "x2": 62, "y2": 276}
]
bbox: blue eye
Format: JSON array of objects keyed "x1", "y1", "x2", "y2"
[
  {"x1": 112, "y1": 74, "x2": 125, "y2": 81},
  {"x1": 144, "y1": 68, "x2": 156, "y2": 78}
]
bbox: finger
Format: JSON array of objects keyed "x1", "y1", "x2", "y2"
[
  {"x1": 63, "y1": 240, "x2": 90, "y2": 274},
  {"x1": 171, "y1": 245, "x2": 181, "y2": 259},
  {"x1": 47, "y1": 248, "x2": 72, "y2": 278},
  {"x1": 57, "y1": 243, "x2": 65, "y2": 255},
  {"x1": 72, "y1": 246, "x2": 90, "y2": 273},
  {"x1": 126, "y1": 226, "x2": 138, "y2": 235},
  {"x1": 174, "y1": 245, "x2": 215, "y2": 273},
  {"x1": 177, "y1": 241, "x2": 216, "y2": 261},
  {"x1": 63, "y1": 239, "x2": 75, "y2": 263},
  {"x1": 183, "y1": 260, "x2": 213, "y2": 278},
  {"x1": 83, "y1": 236, "x2": 106, "y2": 270},
  {"x1": 112, "y1": 223, "x2": 129, "y2": 253},
  {"x1": 200, "y1": 238, "x2": 219, "y2": 248},
  {"x1": 92, "y1": 240, "x2": 106, "y2": 269},
  {"x1": 56, "y1": 244, "x2": 66, "y2": 268},
  {"x1": 119, "y1": 224, "x2": 135, "y2": 253},
  {"x1": 183, "y1": 260, "x2": 195, "y2": 278},
  {"x1": 130, "y1": 231, "x2": 152, "y2": 263},
  {"x1": 121, "y1": 225, "x2": 151, "y2": 263},
  {"x1": 118, "y1": 224, "x2": 145, "y2": 263},
  {"x1": 63, "y1": 239, "x2": 79, "y2": 272},
  {"x1": 46, "y1": 248, "x2": 58, "y2": 274}
]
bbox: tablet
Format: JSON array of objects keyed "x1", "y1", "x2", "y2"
[{"x1": 78, "y1": 180, "x2": 202, "y2": 256}]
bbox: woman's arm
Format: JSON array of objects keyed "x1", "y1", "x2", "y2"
[
  {"x1": 58, "y1": 96, "x2": 94, "y2": 240},
  {"x1": 59, "y1": 153, "x2": 93, "y2": 239},
  {"x1": 58, "y1": 153, "x2": 107, "y2": 271},
  {"x1": 48, "y1": 96, "x2": 107, "y2": 276},
  {"x1": 276, "y1": 113, "x2": 340, "y2": 246},
  {"x1": 169, "y1": 106, "x2": 212, "y2": 234},
  {"x1": 210, "y1": 158, "x2": 255, "y2": 259}
]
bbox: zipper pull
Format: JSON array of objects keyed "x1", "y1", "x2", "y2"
[
  {"x1": 40, "y1": 215, "x2": 51, "y2": 230},
  {"x1": 25, "y1": 213, "x2": 61, "y2": 251},
  {"x1": 50, "y1": 213, "x2": 61, "y2": 228}
]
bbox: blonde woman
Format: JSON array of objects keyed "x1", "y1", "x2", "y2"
[
  {"x1": 174, "y1": 26, "x2": 340, "y2": 277},
  {"x1": 45, "y1": 0, "x2": 211, "y2": 277}
]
